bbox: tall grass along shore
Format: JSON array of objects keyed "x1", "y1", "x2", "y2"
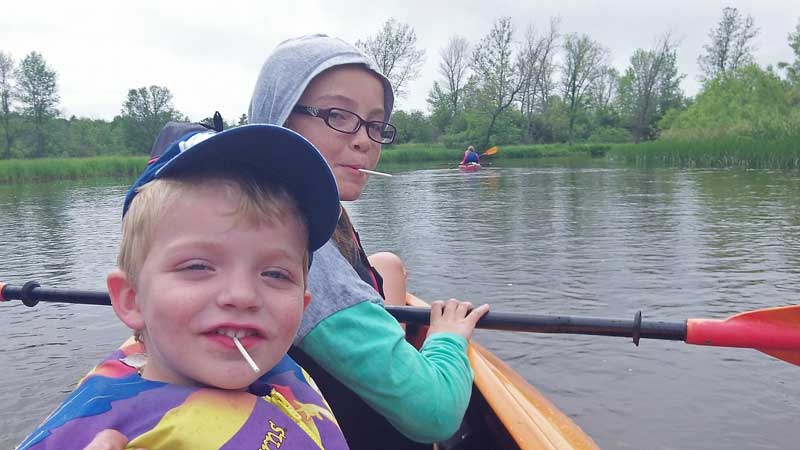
[
  {"x1": 1, "y1": 145, "x2": 606, "y2": 183},
  {"x1": 609, "y1": 134, "x2": 800, "y2": 169},
  {"x1": 2, "y1": 137, "x2": 797, "y2": 184},
  {"x1": 0, "y1": 156, "x2": 146, "y2": 184}
]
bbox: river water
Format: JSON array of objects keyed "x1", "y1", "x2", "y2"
[{"x1": 1, "y1": 161, "x2": 799, "y2": 449}]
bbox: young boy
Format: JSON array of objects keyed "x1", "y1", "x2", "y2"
[{"x1": 17, "y1": 124, "x2": 348, "y2": 449}]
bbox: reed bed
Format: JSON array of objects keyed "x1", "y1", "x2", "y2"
[
  {"x1": 1, "y1": 144, "x2": 609, "y2": 184},
  {"x1": 380, "y1": 143, "x2": 604, "y2": 164},
  {"x1": 10, "y1": 136, "x2": 796, "y2": 184},
  {"x1": 0, "y1": 156, "x2": 147, "y2": 184},
  {"x1": 608, "y1": 135, "x2": 800, "y2": 169}
]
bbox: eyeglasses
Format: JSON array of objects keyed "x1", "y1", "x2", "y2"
[{"x1": 292, "y1": 105, "x2": 396, "y2": 144}]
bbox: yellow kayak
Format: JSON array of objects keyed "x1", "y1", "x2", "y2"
[{"x1": 405, "y1": 293, "x2": 600, "y2": 450}]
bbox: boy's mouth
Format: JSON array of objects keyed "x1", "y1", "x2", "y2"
[{"x1": 211, "y1": 327, "x2": 260, "y2": 339}]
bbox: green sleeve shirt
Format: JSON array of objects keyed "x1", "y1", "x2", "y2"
[{"x1": 297, "y1": 243, "x2": 474, "y2": 442}]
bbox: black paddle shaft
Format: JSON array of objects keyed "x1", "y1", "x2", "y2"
[
  {"x1": 1, "y1": 282, "x2": 687, "y2": 344},
  {"x1": 1, "y1": 282, "x2": 111, "y2": 307},
  {"x1": 386, "y1": 306, "x2": 688, "y2": 345}
]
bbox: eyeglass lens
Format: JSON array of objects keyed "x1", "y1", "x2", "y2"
[{"x1": 327, "y1": 108, "x2": 395, "y2": 144}]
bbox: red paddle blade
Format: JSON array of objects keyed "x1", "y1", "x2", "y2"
[
  {"x1": 759, "y1": 349, "x2": 800, "y2": 366},
  {"x1": 687, "y1": 305, "x2": 800, "y2": 366}
]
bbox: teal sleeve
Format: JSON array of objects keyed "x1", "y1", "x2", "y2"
[{"x1": 298, "y1": 300, "x2": 474, "y2": 443}]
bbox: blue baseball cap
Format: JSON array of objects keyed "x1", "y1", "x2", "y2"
[{"x1": 123, "y1": 124, "x2": 340, "y2": 253}]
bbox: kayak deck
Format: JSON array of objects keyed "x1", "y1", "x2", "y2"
[
  {"x1": 459, "y1": 163, "x2": 481, "y2": 172},
  {"x1": 405, "y1": 293, "x2": 600, "y2": 450}
]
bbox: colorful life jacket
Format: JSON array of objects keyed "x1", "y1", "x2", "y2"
[{"x1": 17, "y1": 340, "x2": 348, "y2": 450}]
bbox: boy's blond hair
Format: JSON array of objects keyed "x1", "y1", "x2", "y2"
[
  {"x1": 119, "y1": 171, "x2": 310, "y2": 341},
  {"x1": 120, "y1": 171, "x2": 310, "y2": 285}
]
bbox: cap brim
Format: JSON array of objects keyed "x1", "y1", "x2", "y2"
[{"x1": 156, "y1": 125, "x2": 339, "y2": 252}]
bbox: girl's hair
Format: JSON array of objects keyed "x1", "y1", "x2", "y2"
[
  {"x1": 249, "y1": 34, "x2": 395, "y2": 127},
  {"x1": 330, "y1": 207, "x2": 359, "y2": 265},
  {"x1": 118, "y1": 172, "x2": 310, "y2": 342},
  {"x1": 467, "y1": 145, "x2": 475, "y2": 151}
]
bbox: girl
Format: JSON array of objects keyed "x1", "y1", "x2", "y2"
[{"x1": 249, "y1": 34, "x2": 489, "y2": 450}]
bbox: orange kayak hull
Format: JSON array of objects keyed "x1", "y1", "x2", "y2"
[{"x1": 405, "y1": 293, "x2": 600, "y2": 450}]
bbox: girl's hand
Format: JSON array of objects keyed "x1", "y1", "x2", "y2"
[{"x1": 426, "y1": 299, "x2": 490, "y2": 340}]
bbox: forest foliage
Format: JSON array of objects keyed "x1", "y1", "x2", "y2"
[{"x1": 0, "y1": 8, "x2": 798, "y2": 161}]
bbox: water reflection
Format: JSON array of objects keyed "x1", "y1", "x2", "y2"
[
  {"x1": 1, "y1": 166, "x2": 799, "y2": 449},
  {"x1": 351, "y1": 165, "x2": 800, "y2": 450}
]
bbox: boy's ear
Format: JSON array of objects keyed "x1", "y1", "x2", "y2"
[
  {"x1": 303, "y1": 290, "x2": 311, "y2": 311},
  {"x1": 107, "y1": 269, "x2": 144, "y2": 331}
]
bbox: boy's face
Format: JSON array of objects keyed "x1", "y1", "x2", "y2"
[{"x1": 110, "y1": 183, "x2": 310, "y2": 390}]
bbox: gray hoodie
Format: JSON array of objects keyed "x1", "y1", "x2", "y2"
[
  {"x1": 245, "y1": 35, "x2": 473, "y2": 445},
  {"x1": 248, "y1": 34, "x2": 394, "y2": 126}
]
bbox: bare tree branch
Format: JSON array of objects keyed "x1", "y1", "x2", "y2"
[
  {"x1": 438, "y1": 36, "x2": 471, "y2": 115},
  {"x1": 471, "y1": 17, "x2": 530, "y2": 149},
  {"x1": 356, "y1": 18, "x2": 426, "y2": 99},
  {"x1": 619, "y1": 33, "x2": 685, "y2": 142},
  {"x1": 518, "y1": 18, "x2": 560, "y2": 142},
  {"x1": 561, "y1": 33, "x2": 608, "y2": 142},
  {"x1": 0, "y1": 51, "x2": 15, "y2": 158},
  {"x1": 698, "y1": 7, "x2": 759, "y2": 81}
]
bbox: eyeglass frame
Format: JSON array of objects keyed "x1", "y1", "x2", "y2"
[{"x1": 291, "y1": 105, "x2": 397, "y2": 144}]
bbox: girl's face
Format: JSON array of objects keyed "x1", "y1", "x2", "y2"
[{"x1": 285, "y1": 66, "x2": 386, "y2": 202}]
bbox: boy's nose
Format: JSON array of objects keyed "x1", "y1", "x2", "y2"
[{"x1": 217, "y1": 277, "x2": 261, "y2": 310}]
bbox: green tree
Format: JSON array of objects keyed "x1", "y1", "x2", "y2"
[
  {"x1": 533, "y1": 95, "x2": 571, "y2": 143},
  {"x1": 471, "y1": 17, "x2": 530, "y2": 149},
  {"x1": 390, "y1": 110, "x2": 435, "y2": 144},
  {"x1": 356, "y1": 18, "x2": 425, "y2": 99},
  {"x1": 661, "y1": 64, "x2": 795, "y2": 140},
  {"x1": 60, "y1": 117, "x2": 109, "y2": 157},
  {"x1": 120, "y1": 85, "x2": 183, "y2": 153},
  {"x1": 15, "y1": 51, "x2": 59, "y2": 157},
  {"x1": 617, "y1": 35, "x2": 685, "y2": 142},
  {"x1": 426, "y1": 81, "x2": 452, "y2": 134},
  {"x1": 698, "y1": 7, "x2": 759, "y2": 82},
  {"x1": 778, "y1": 18, "x2": 800, "y2": 85},
  {"x1": 0, "y1": 51, "x2": 15, "y2": 158}
]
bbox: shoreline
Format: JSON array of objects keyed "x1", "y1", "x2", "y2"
[{"x1": 2, "y1": 138, "x2": 798, "y2": 184}]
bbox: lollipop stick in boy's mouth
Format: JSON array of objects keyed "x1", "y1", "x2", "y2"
[{"x1": 232, "y1": 336, "x2": 260, "y2": 373}]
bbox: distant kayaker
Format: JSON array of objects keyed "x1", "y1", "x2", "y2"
[
  {"x1": 461, "y1": 145, "x2": 480, "y2": 164},
  {"x1": 83, "y1": 34, "x2": 489, "y2": 450},
  {"x1": 19, "y1": 125, "x2": 348, "y2": 449}
]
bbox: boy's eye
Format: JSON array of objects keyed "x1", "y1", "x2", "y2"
[
  {"x1": 180, "y1": 262, "x2": 213, "y2": 271},
  {"x1": 261, "y1": 269, "x2": 291, "y2": 281}
]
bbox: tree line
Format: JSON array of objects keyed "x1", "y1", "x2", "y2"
[
  {"x1": 395, "y1": 8, "x2": 799, "y2": 149},
  {"x1": 0, "y1": 52, "x2": 198, "y2": 159},
  {"x1": 0, "y1": 55, "x2": 243, "y2": 159},
  {"x1": 1, "y1": 7, "x2": 798, "y2": 160}
]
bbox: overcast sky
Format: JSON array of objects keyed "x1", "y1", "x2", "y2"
[{"x1": 3, "y1": 0, "x2": 799, "y2": 122}]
